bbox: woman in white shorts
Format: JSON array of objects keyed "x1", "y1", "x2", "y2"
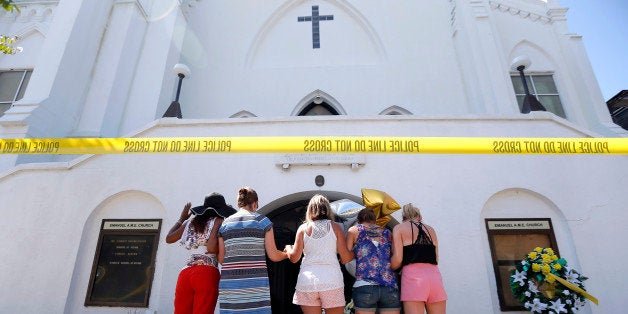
[{"x1": 285, "y1": 194, "x2": 354, "y2": 314}]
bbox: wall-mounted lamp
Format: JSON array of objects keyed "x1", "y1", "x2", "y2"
[
  {"x1": 511, "y1": 56, "x2": 546, "y2": 113},
  {"x1": 313, "y1": 95, "x2": 324, "y2": 105},
  {"x1": 163, "y1": 63, "x2": 191, "y2": 118}
]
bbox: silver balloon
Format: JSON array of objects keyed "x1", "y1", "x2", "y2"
[{"x1": 330, "y1": 199, "x2": 363, "y2": 220}]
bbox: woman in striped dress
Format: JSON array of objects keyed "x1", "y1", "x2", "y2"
[{"x1": 217, "y1": 187, "x2": 288, "y2": 314}]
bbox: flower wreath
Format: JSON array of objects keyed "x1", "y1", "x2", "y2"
[{"x1": 510, "y1": 247, "x2": 597, "y2": 314}]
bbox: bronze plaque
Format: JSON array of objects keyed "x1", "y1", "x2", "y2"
[{"x1": 85, "y1": 219, "x2": 161, "y2": 307}]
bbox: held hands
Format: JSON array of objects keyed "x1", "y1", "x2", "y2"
[{"x1": 284, "y1": 245, "x2": 293, "y2": 259}]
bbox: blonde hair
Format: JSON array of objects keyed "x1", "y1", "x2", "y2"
[
  {"x1": 305, "y1": 194, "x2": 334, "y2": 222},
  {"x1": 402, "y1": 203, "x2": 421, "y2": 221},
  {"x1": 237, "y1": 187, "x2": 258, "y2": 208}
]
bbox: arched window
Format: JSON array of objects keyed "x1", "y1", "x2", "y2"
[
  {"x1": 379, "y1": 105, "x2": 412, "y2": 116},
  {"x1": 298, "y1": 101, "x2": 339, "y2": 116}
]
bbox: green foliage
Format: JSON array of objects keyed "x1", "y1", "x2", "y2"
[
  {"x1": 1, "y1": 0, "x2": 21, "y2": 55},
  {"x1": 1, "y1": 0, "x2": 16, "y2": 12},
  {"x1": 1, "y1": 35, "x2": 21, "y2": 54},
  {"x1": 510, "y1": 247, "x2": 589, "y2": 313}
]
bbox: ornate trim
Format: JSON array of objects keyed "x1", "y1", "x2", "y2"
[
  {"x1": 115, "y1": 0, "x2": 148, "y2": 20},
  {"x1": 489, "y1": 1, "x2": 551, "y2": 24},
  {"x1": 1, "y1": 1, "x2": 57, "y2": 24}
]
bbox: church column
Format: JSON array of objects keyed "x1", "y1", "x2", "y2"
[
  {"x1": 117, "y1": 1, "x2": 187, "y2": 135},
  {"x1": 0, "y1": 0, "x2": 116, "y2": 167},
  {"x1": 546, "y1": 4, "x2": 626, "y2": 136},
  {"x1": 0, "y1": 0, "x2": 116, "y2": 137},
  {"x1": 450, "y1": 0, "x2": 517, "y2": 114},
  {"x1": 72, "y1": 0, "x2": 149, "y2": 137}
]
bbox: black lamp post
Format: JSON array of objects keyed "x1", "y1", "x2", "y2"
[
  {"x1": 511, "y1": 56, "x2": 546, "y2": 113},
  {"x1": 163, "y1": 63, "x2": 191, "y2": 118}
]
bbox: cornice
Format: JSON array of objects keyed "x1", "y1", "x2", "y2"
[
  {"x1": 488, "y1": 0, "x2": 552, "y2": 24},
  {"x1": 1, "y1": 1, "x2": 57, "y2": 24}
]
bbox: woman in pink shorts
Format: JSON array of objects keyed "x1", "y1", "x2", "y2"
[
  {"x1": 285, "y1": 194, "x2": 354, "y2": 314},
  {"x1": 391, "y1": 204, "x2": 447, "y2": 314}
]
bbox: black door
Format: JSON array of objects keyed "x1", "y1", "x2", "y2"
[{"x1": 265, "y1": 199, "x2": 356, "y2": 314}]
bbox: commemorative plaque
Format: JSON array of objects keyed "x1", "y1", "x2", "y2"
[{"x1": 85, "y1": 219, "x2": 161, "y2": 307}]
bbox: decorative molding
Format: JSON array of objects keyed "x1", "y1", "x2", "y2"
[
  {"x1": 292, "y1": 89, "x2": 347, "y2": 116},
  {"x1": 546, "y1": 7, "x2": 568, "y2": 22},
  {"x1": 488, "y1": 1, "x2": 552, "y2": 24},
  {"x1": 274, "y1": 154, "x2": 365, "y2": 171},
  {"x1": 379, "y1": 105, "x2": 413, "y2": 116},
  {"x1": 229, "y1": 110, "x2": 257, "y2": 118},
  {"x1": 115, "y1": 0, "x2": 148, "y2": 20},
  {"x1": 1, "y1": 1, "x2": 58, "y2": 24},
  {"x1": 14, "y1": 22, "x2": 48, "y2": 39},
  {"x1": 470, "y1": 0, "x2": 489, "y2": 19}
]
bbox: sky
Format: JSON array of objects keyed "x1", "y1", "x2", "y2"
[{"x1": 558, "y1": 0, "x2": 628, "y2": 100}]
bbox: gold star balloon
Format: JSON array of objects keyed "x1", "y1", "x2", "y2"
[{"x1": 361, "y1": 188, "x2": 401, "y2": 227}]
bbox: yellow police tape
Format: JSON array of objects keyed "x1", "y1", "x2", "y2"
[{"x1": 0, "y1": 137, "x2": 627, "y2": 155}]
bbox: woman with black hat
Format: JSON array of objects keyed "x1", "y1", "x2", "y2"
[{"x1": 166, "y1": 192, "x2": 237, "y2": 314}]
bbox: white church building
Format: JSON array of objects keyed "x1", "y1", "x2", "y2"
[{"x1": 1, "y1": 0, "x2": 626, "y2": 313}]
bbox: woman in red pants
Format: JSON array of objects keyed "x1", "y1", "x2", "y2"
[{"x1": 166, "y1": 193, "x2": 236, "y2": 314}]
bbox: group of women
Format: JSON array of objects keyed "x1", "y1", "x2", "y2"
[{"x1": 166, "y1": 188, "x2": 447, "y2": 314}]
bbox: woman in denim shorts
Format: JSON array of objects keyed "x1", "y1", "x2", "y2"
[{"x1": 346, "y1": 208, "x2": 400, "y2": 314}]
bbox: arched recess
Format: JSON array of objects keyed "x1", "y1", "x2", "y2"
[
  {"x1": 64, "y1": 190, "x2": 167, "y2": 313},
  {"x1": 479, "y1": 188, "x2": 580, "y2": 312},
  {"x1": 291, "y1": 89, "x2": 346, "y2": 116},
  {"x1": 259, "y1": 189, "x2": 362, "y2": 216},
  {"x1": 508, "y1": 39, "x2": 570, "y2": 118},
  {"x1": 259, "y1": 190, "x2": 364, "y2": 314},
  {"x1": 379, "y1": 105, "x2": 413, "y2": 115},
  {"x1": 229, "y1": 110, "x2": 257, "y2": 118},
  {"x1": 0, "y1": 25, "x2": 45, "y2": 67},
  {"x1": 244, "y1": 0, "x2": 387, "y2": 67},
  {"x1": 508, "y1": 39, "x2": 557, "y2": 73}
]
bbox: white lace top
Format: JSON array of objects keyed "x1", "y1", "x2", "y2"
[
  {"x1": 179, "y1": 218, "x2": 218, "y2": 268},
  {"x1": 295, "y1": 219, "x2": 344, "y2": 292}
]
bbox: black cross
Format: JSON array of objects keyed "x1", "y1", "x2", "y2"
[{"x1": 297, "y1": 5, "x2": 334, "y2": 49}]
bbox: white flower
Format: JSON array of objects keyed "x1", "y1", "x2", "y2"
[
  {"x1": 521, "y1": 260, "x2": 528, "y2": 266},
  {"x1": 528, "y1": 280, "x2": 540, "y2": 293},
  {"x1": 529, "y1": 298, "x2": 548, "y2": 313},
  {"x1": 565, "y1": 270, "x2": 581, "y2": 284},
  {"x1": 562, "y1": 290, "x2": 570, "y2": 296},
  {"x1": 565, "y1": 299, "x2": 572, "y2": 305},
  {"x1": 549, "y1": 299, "x2": 567, "y2": 313},
  {"x1": 525, "y1": 291, "x2": 531, "y2": 297},
  {"x1": 512, "y1": 269, "x2": 527, "y2": 286},
  {"x1": 574, "y1": 298, "x2": 586, "y2": 310}
]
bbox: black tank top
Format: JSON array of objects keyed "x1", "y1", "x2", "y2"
[{"x1": 401, "y1": 221, "x2": 437, "y2": 266}]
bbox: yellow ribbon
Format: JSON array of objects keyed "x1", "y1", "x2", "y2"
[{"x1": 546, "y1": 273, "x2": 598, "y2": 305}]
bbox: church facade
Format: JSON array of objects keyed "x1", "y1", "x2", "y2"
[{"x1": 0, "y1": 0, "x2": 626, "y2": 313}]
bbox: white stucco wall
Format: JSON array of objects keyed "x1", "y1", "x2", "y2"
[{"x1": 0, "y1": 116, "x2": 625, "y2": 313}]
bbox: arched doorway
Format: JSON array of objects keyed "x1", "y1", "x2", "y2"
[{"x1": 264, "y1": 196, "x2": 357, "y2": 314}]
